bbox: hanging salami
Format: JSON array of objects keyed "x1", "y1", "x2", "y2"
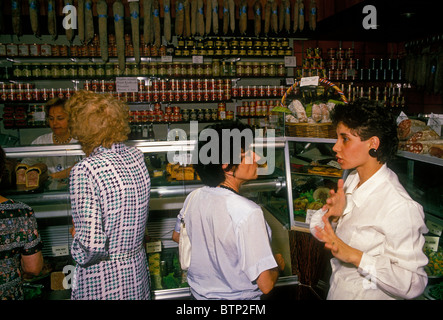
[
  {"x1": 309, "y1": 0, "x2": 317, "y2": 31},
  {"x1": 223, "y1": 0, "x2": 229, "y2": 35},
  {"x1": 143, "y1": 0, "x2": 153, "y2": 45},
  {"x1": 298, "y1": 0, "x2": 305, "y2": 32},
  {"x1": 176, "y1": 0, "x2": 184, "y2": 37},
  {"x1": 271, "y1": 0, "x2": 278, "y2": 34},
  {"x1": 184, "y1": 0, "x2": 192, "y2": 38},
  {"x1": 197, "y1": 0, "x2": 205, "y2": 36},
  {"x1": 113, "y1": 0, "x2": 126, "y2": 71},
  {"x1": 153, "y1": 0, "x2": 161, "y2": 47},
  {"x1": 191, "y1": 0, "x2": 197, "y2": 36},
  {"x1": 205, "y1": 0, "x2": 212, "y2": 35},
  {"x1": 78, "y1": 0, "x2": 85, "y2": 44},
  {"x1": 228, "y1": 0, "x2": 235, "y2": 34},
  {"x1": 64, "y1": 0, "x2": 74, "y2": 42},
  {"x1": 239, "y1": 0, "x2": 247, "y2": 35},
  {"x1": 293, "y1": 0, "x2": 299, "y2": 33},
  {"x1": 97, "y1": 0, "x2": 108, "y2": 62},
  {"x1": 164, "y1": 0, "x2": 172, "y2": 42},
  {"x1": 253, "y1": 0, "x2": 261, "y2": 37},
  {"x1": 48, "y1": 0, "x2": 57, "y2": 40},
  {"x1": 212, "y1": 0, "x2": 219, "y2": 35},
  {"x1": 130, "y1": 1, "x2": 140, "y2": 64},
  {"x1": 11, "y1": 0, "x2": 22, "y2": 38},
  {"x1": 29, "y1": 0, "x2": 40, "y2": 37},
  {"x1": 85, "y1": 0, "x2": 94, "y2": 44}
]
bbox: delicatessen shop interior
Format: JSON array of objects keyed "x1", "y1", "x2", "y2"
[{"x1": 0, "y1": 0, "x2": 442, "y2": 300}]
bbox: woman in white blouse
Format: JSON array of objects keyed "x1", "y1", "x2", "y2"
[{"x1": 311, "y1": 98, "x2": 428, "y2": 300}]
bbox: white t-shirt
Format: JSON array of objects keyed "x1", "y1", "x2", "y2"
[
  {"x1": 21, "y1": 133, "x2": 81, "y2": 175},
  {"x1": 310, "y1": 164, "x2": 429, "y2": 300},
  {"x1": 175, "y1": 187, "x2": 277, "y2": 300}
]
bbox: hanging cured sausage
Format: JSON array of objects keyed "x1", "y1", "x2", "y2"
[
  {"x1": 29, "y1": 0, "x2": 40, "y2": 37},
  {"x1": 48, "y1": 0, "x2": 57, "y2": 40},
  {"x1": 176, "y1": 0, "x2": 184, "y2": 37},
  {"x1": 130, "y1": 1, "x2": 140, "y2": 64},
  {"x1": 205, "y1": 0, "x2": 212, "y2": 35},
  {"x1": 153, "y1": 0, "x2": 161, "y2": 47},
  {"x1": 143, "y1": 0, "x2": 153, "y2": 45},
  {"x1": 78, "y1": 0, "x2": 85, "y2": 44},
  {"x1": 12, "y1": 0, "x2": 22, "y2": 38},
  {"x1": 239, "y1": 0, "x2": 247, "y2": 35},
  {"x1": 97, "y1": 0, "x2": 108, "y2": 62},
  {"x1": 309, "y1": 0, "x2": 317, "y2": 31},
  {"x1": 164, "y1": 0, "x2": 172, "y2": 42},
  {"x1": 113, "y1": 0, "x2": 126, "y2": 71},
  {"x1": 253, "y1": 0, "x2": 261, "y2": 37},
  {"x1": 212, "y1": 0, "x2": 219, "y2": 35},
  {"x1": 64, "y1": 0, "x2": 74, "y2": 42},
  {"x1": 197, "y1": 0, "x2": 205, "y2": 36},
  {"x1": 85, "y1": 0, "x2": 94, "y2": 44}
]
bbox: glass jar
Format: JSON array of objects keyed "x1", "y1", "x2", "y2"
[
  {"x1": 59, "y1": 63, "x2": 69, "y2": 78},
  {"x1": 87, "y1": 62, "x2": 96, "y2": 77},
  {"x1": 51, "y1": 63, "x2": 60, "y2": 78},
  {"x1": 22, "y1": 63, "x2": 32, "y2": 78},
  {"x1": 31, "y1": 63, "x2": 41, "y2": 78},
  {"x1": 13, "y1": 64, "x2": 22, "y2": 78},
  {"x1": 212, "y1": 59, "x2": 220, "y2": 77},
  {"x1": 96, "y1": 63, "x2": 105, "y2": 77},
  {"x1": 105, "y1": 63, "x2": 114, "y2": 77},
  {"x1": 68, "y1": 62, "x2": 78, "y2": 78},
  {"x1": 42, "y1": 64, "x2": 51, "y2": 78}
]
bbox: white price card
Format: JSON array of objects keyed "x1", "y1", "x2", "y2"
[
  {"x1": 161, "y1": 55, "x2": 173, "y2": 62},
  {"x1": 192, "y1": 55, "x2": 204, "y2": 64},
  {"x1": 426, "y1": 220, "x2": 442, "y2": 237},
  {"x1": 424, "y1": 236, "x2": 440, "y2": 252},
  {"x1": 52, "y1": 245, "x2": 69, "y2": 257},
  {"x1": 284, "y1": 56, "x2": 297, "y2": 67},
  {"x1": 116, "y1": 77, "x2": 138, "y2": 93},
  {"x1": 300, "y1": 76, "x2": 319, "y2": 87}
]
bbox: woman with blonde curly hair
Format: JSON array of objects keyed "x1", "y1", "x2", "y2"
[{"x1": 65, "y1": 91, "x2": 151, "y2": 300}]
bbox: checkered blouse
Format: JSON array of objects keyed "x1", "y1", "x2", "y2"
[{"x1": 69, "y1": 143, "x2": 151, "y2": 300}]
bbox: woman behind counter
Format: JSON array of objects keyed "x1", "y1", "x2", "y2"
[
  {"x1": 311, "y1": 98, "x2": 429, "y2": 300},
  {"x1": 17, "y1": 98, "x2": 80, "y2": 187},
  {"x1": 66, "y1": 90, "x2": 151, "y2": 300}
]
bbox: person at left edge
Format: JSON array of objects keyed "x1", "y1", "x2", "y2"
[
  {"x1": 0, "y1": 145, "x2": 43, "y2": 300},
  {"x1": 66, "y1": 90, "x2": 151, "y2": 300}
]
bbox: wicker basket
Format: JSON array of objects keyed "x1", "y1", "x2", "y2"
[{"x1": 282, "y1": 78, "x2": 348, "y2": 138}]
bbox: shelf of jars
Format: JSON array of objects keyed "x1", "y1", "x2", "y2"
[{"x1": 0, "y1": 57, "x2": 288, "y2": 82}]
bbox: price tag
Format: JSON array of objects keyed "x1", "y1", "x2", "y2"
[
  {"x1": 426, "y1": 220, "x2": 442, "y2": 237},
  {"x1": 146, "y1": 241, "x2": 162, "y2": 253},
  {"x1": 192, "y1": 55, "x2": 204, "y2": 64},
  {"x1": 161, "y1": 55, "x2": 173, "y2": 62},
  {"x1": 116, "y1": 77, "x2": 138, "y2": 92},
  {"x1": 285, "y1": 78, "x2": 295, "y2": 85},
  {"x1": 424, "y1": 236, "x2": 440, "y2": 252},
  {"x1": 52, "y1": 245, "x2": 69, "y2": 257},
  {"x1": 300, "y1": 76, "x2": 319, "y2": 87},
  {"x1": 284, "y1": 56, "x2": 297, "y2": 67}
]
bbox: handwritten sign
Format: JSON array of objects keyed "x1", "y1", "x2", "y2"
[{"x1": 116, "y1": 77, "x2": 138, "y2": 93}]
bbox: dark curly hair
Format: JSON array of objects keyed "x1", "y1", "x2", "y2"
[
  {"x1": 330, "y1": 98, "x2": 399, "y2": 164},
  {"x1": 195, "y1": 120, "x2": 254, "y2": 187}
]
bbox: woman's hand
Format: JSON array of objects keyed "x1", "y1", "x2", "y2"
[
  {"x1": 323, "y1": 179, "x2": 346, "y2": 221},
  {"x1": 315, "y1": 215, "x2": 362, "y2": 268}
]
